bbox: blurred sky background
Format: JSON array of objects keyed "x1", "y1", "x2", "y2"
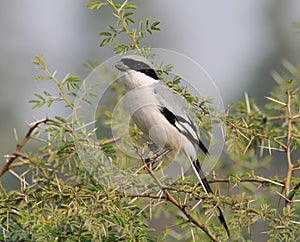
[
  {"x1": 0, "y1": 0, "x2": 300, "y2": 240},
  {"x1": 1, "y1": 0, "x2": 300, "y2": 177}
]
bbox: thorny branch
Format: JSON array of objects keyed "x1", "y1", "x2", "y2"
[
  {"x1": 0, "y1": 118, "x2": 71, "y2": 177},
  {"x1": 226, "y1": 88, "x2": 300, "y2": 213},
  {"x1": 285, "y1": 90, "x2": 296, "y2": 212},
  {"x1": 142, "y1": 160, "x2": 218, "y2": 241}
]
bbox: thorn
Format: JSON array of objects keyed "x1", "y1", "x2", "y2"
[
  {"x1": 264, "y1": 96, "x2": 286, "y2": 106},
  {"x1": 190, "y1": 199, "x2": 203, "y2": 212},
  {"x1": 13, "y1": 128, "x2": 19, "y2": 143},
  {"x1": 244, "y1": 92, "x2": 251, "y2": 114},
  {"x1": 191, "y1": 228, "x2": 195, "y2": 242}
]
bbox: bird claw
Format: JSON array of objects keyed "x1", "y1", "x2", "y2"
[{"x1": 144, "y1": 150, "x2": 171, "y2": 170}]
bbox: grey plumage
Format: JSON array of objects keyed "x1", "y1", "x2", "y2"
[{"x1": 114, "y1": 55, "x2": 229, "y2": 236}]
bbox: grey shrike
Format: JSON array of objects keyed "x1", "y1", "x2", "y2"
[{"x1": 114, "y1": 54, "x2": 229, "y2": 235}]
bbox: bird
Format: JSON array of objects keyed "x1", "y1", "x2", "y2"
[{"x1": 114, "y1": 54, "x2": 229, "y2": 236}]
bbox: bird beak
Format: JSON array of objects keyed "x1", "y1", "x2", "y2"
[{"x1": 114, "y1": 61, "x2": 128, "y2": 72}]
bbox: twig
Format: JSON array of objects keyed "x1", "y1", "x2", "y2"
[
  {"x1": 142, "y1": 161, "x2": 217, "y2": 241},
  {"x1": 226, "y1": 120, "x2": 287, "y2": 150},
  {"x1": 209, "y1": 177, "x2": 284, "y2": 187},
  {"x1": 6, "y1": 160, "x2": 30, "y2": 169},
  {"x1": 0, "y1": 118, "x2": 60, "y2": 177},
  {"x1": 107, "y1": 0, "x2": 142, "y2": 55},
  {"x1": 293, "y1": 164, "x2": 300, "y2": 170},
  {"x1": 284, "y1": 91, "x2": 293, "y2": 212},
  {"x1": 243, "y1": 136, "x2": 254, "y2": 155},
  {"x1": 101, "y1": 136, "x2": 121, "y2": 145}
]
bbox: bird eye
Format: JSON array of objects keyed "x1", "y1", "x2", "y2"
[{"x1": 136, "y1": 62, "x2": 142, "y2": 70}]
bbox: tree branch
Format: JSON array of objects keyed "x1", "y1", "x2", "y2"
[
  {"x1": 285, "y1": 90, "x2": 293, "y2": 212},
  {"x1": 0, "y1": 118, "x2": 67, "y2": 177},
  {"x1": 209, "y1": 176, "x2": 284, "y2": 187},
  {"x1": 142, "y1": 161, "x2": 218, "y2": 241},
  {"x1": 226, "y1": 120, "x2": 288, "y2": 151}
]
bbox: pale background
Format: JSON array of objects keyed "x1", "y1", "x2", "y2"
[{"x1": 0, "y1": 0, "x2": 300, "y2": 240}]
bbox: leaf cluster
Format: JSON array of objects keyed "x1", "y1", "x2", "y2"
[
  {"x1": 0, "y1": 1, "x2": 299, "y2": 241},
  {"x1": 89, "y1": 0, "x2": 160, "y2": 54}
]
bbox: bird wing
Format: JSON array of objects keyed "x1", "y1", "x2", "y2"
[
  {"x1": 153, "y1": 82, "x2": 208, "y2": 155},
  {"x1": 152, "y1": 82, "x2": 229, "y2": 236}
]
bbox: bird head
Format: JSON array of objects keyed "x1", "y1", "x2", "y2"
[{"x1": 114, "y1": 55, "x2": 160, "y2": 90}]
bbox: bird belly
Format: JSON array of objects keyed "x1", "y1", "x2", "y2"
[{"x1": 131, "y1": 106, "x2": 182, "y2": 151}]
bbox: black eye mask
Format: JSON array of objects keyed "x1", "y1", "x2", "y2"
[{"x1": 122, "y1": 58, "x2": 160, "y2": 80}]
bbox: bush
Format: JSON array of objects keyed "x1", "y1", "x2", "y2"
[{"x1": 0, "y1": 1, "x2": 299, "y2": 241}]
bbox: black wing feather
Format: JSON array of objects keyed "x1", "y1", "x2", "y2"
[
  {"x1": 193, "y1": 159, "x2": 230, "y2": 236},
  {"x1": 159, "y1": 106, "x2": 229, "y2": 235},
  {"x1": 160, "y1": 107, "x2": 181, "y2": 132},
  {"x1": 159, "y1": 107, "x2": 209, "y2": 155}
]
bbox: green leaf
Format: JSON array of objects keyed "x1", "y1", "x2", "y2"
[
  {"x1": 43, "y1": 91, "x2": 52, "y2": 96},
  {"x1": 67, "y1": 92, "x2": 78, "y2": 97},
  {"x1": 28, "y1": 99, "x2": 40, "y2": 104},
  {"x1": 31, "y1": 102, "x2": 45, "y2": 109},
  {"x1": 114, "y1": 44, "x2": 130, "y2": 54},
  {"x1": 139, "y1": 21, "x2": 143, "y2": 31},
  {"x1": 100, "y1": 37, "x2": 111, "y2": 47},
  {"x1": 150, "y1": 21, "x2": 160, "y2": 31},
  {"x1": 172, "y1": 75, "x2": 181, "y2": 85},
  {"x1": 55, "y1": 116, "x2": 67, "y2": 123},
  {"x1": 124, "y1": 12, "x2": 134, "y2": 18},
  {"x1": 146, "y1": 28, "x2": 152, "y2": 35},
  {"x1": 125, "y1": 17, "x2": 134, "y2": 24},
  {"x1": 34, "y1": 93, "x2": 45, "y2": 102},
  {"x1": 33, "y1": 75, "x2": 44, "y2": 82},
  {"x1": 82, "y1": 98, "x2": 92, "y2": 105},
  {"x1": 87, "y1": 1, "x2": 107, "y2": 10},
  {"x1": 32, "y1": 53, "x2": 44, "y2": 65},
  {"x1": 64, "y1": 76, "x2": 81, "y2": 91},
  {"x1": 145, "y1": 17, "x2": 150, "y2": 28},
  {"x1": 108, "y1": 25, "x2": 118, "y2": 33},
  {"x1": 47, "y1": 99, "x2": 54, "y2": 108},
  {"x1": 99, "y1": 32, "x2": 112, "y2": 37}
]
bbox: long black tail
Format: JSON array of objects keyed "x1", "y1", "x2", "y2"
[{"x1": 193, "y1": 159, "x2": 230, "y2": 236}]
